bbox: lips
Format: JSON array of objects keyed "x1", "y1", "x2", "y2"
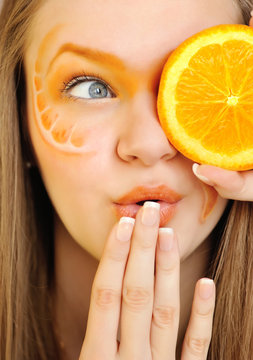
[{"x1": 112, "y1": 184, "x2": 183, "y2": 227}]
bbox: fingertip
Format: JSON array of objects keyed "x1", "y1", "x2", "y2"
[
  {"x1": 117, "y1": 217, "x2": 135, "y2": 242},
  {"x1": 192, "y1": 163, "x2": 215, "y2": 185},
  {"x1": 198, "y1": 278, "x2": 215, "y2": 300}
]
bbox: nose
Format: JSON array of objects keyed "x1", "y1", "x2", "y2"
[{"x1": 117, "y1": 92, "x2": 178, "y2": 166}]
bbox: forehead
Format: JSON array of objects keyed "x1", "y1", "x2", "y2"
[{"x1": 26, "y1": 0, "x2": 243, "y2": 71}]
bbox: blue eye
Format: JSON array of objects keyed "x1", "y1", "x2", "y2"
[{"x1": 64, "y1": 76, "x2": 115, "y2": 100}]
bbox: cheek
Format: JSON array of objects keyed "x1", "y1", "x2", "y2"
[{"x1": 26, "y1": 113, "x2": 116, "y2": 259}]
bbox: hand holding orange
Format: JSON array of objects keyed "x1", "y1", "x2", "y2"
[{"x1": 157, "y1": 24, "x2": 253, "y2": 171}]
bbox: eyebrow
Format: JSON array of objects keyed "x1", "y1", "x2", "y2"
[{"x1": 47, "y1": 43, "x2": 127, "y2": 73}]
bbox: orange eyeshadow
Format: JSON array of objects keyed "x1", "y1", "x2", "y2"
[
  {"x1": 46, "y1": 59, "x2": 87, "y2": 101},
  {"x1": 46, "y1": 52, "x2": 138, "y2": 100}
]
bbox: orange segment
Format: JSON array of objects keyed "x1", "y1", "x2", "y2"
[
  {"x1": 70, "y1": 132, "x2": 86, "y2": 148},
  {"x1": 157, "y1": 24, "x2": 253, "y2": 171},
  {"x1": 36, "y1": 92, "x2": 47, "y2": 113},
  {"x1": 176, "y1": 67, "x2": 228, "y2": 102},
  {"x1": 34, "y1": 75, "x2": 43, "y2": 92},
  {"x1": 51, "y1": 118, "x2": 75, "y2": 144},
  {"x1": 200, "y1": 107, "x2": 241, "y2": 155},
  {"x1": 41, "y1": 108, "x2": 58, "y2": 130},
  {"x1": 222, "y1": 40, "x2": 253, "y2": 94},
  {"x1": 188, "y1": 44, "x2": 229, "y2": 95}
]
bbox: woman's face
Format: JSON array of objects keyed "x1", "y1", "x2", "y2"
[{"x1": 24, "y1": 0, "x2": 243, "y2": 260}]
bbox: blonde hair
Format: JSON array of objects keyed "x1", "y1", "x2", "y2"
[
  {"x1": 0, "y1": 0, "x2": 253, "y2": 359},
  {"x1": 0, "y1": 1, "x2": 58, "y2": 358}
]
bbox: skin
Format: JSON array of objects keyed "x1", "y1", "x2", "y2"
[{"x1": 23, "y1": 0, "x2": 245, "y2": 358}]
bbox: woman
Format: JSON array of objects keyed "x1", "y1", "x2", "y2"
[{"x1": 1, "y1": 0, "x2": 253, "y2": 359}]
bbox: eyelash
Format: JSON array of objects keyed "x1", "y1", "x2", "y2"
[{"x1": 60, "y1": 71, "x2": 117, "y2": 98}]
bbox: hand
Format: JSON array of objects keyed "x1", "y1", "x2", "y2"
[
  {"x1": 192, "y1": 163, "x2": 253, "y2": 201},
  {"x1": 79, "y1": 202, "x2": 216, "y2": 360}
]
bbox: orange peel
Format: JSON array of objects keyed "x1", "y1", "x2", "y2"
[{"x1": 157, "y1": 24, "x2": 253, "y2": 171}]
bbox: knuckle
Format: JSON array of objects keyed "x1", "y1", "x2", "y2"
[
  {"x1": 105, "y1": 247, "x2": 127, "y2": 262},
  {"x1": 134, "y1": 225, "x2": 157, "y2": 250},
  {"x1": 136, "y1": 238, "x2": 155, "y2": 251},
  {"x1": 93, "y1": 286, "x2": 120, "y2": 309},
  {"x1": 195, "y1": 306, "x2": 214, "y2": 319},
  {"x1": 157, "y1": 257, "x2": 179, "y2": 275},
  {"x1": 123, "y1": 286, "x2": 151, "y2": 311},
  {"x1": 186, "y1": 336, "x2": 209, "y2": 357},
  {"x1": 153, "y1": 305, "x2": 177, "y2": 328}
]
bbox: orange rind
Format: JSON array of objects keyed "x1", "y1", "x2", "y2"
[{"x1": 157, "y1": 24, "x2": 253, "y2": 171}]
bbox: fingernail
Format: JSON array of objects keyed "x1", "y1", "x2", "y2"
[
  {"x1": 159, "y1": 228, "x2": 174, "y2": 251},
  {"x1": 141, "y1": 201, "x2": 160, "y2": 226},
  {"x1": 198, "y1": 278, "x2": 215, "y2": 300},
  {"x1": 117, "y1": 217, "x2": 135, "y2": 242},
  {"x1": 192, "y1": 163, "x2": 213, "y2": 184}
]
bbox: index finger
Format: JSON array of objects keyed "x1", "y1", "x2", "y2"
[{"x1": 192, "y1": 163, "x2": 253, "y2": 201}]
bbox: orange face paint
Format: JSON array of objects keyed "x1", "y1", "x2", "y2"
[
  {"x1": 48, "y1": 42, "x2": 127, "y2": 74},
  {"x1": 36, "y1": 92, "x2": 47, "y2": 112},
  {"x1": 35, "y1": 60, "x2": 42, "y2": 75},
  {"x1": 32, "y1": 27, "x2": 155, "y2": 153},
  {"x1": 33, "y1": 57, "x2": 102, "y2": 152},
  {"x1": 33, "y1": 29, "x2": 96, "y2": 152},
  {"x1": 41, "y1": 109, "x2": 57, "y2": 130},
  {"x1": 47, "y1": 49, "x2": 138, "y2": 99},
  {"x1": 46, "y1": 54, "x2": 91, "y2": 102},
  {"x1": 34, "y1": 75, "x2": 43, "y2": 92},
  {"x1": 199, "y1": 183, "x2": 218, "y2": 223},
  {"x1": 70, "y1": 133, "x2": 86, "y2": 148},
  {"x1": 35, "y1": 24, "x2": 64, "y2": 75}
]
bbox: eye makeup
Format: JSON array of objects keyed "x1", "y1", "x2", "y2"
[
  {"x1": 33, "y1": 44, "x2": 118, "y2": 153},
  {"x1": 31, "y1": 25, "x2": 159, "y2": 153},
  {"x1": 33, "y1": 69, "x2": 93, "y2": 151},
  {"x1": 46, "y1": 54, "x2": 117, "y2": 102}
]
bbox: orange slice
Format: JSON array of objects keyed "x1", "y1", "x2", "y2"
[{"x1": 157, "y1": 24, "x2": 253, "y2": 171}]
